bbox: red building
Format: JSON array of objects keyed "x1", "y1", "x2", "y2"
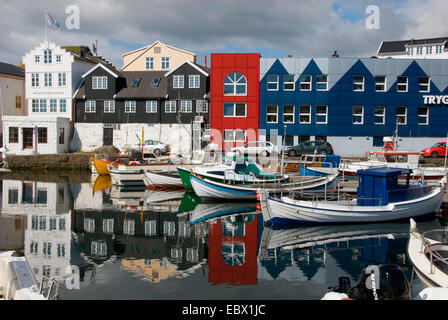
[{"x1": 210, "y1": 53, "x2": 260, "y2": 150}]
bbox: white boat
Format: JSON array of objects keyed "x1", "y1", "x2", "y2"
[
  {"x1": 408, "y1": 218, "x2": 448, "y2": 287},
  {"x1": 144, "y1": 170, "x2": 183, "y2": 188},
  {"x1": 109, "y1": 164, "x2": 146, "y2": 187},
  {"x1": 191, "y1": 172, "x2": 339, "y2": 200},
  {"x1": 259, "y1": 167, "x2": 445, "y2": 225},
  {"x1": 0, "y1": 251, "x2": 58, "y2": 300}
]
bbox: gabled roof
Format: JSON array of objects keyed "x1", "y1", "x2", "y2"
[
  {"x1": 0, "y1": 62, "x2": 24, "y2": 78},
  {"x1": 164, "y1": 60, "x2": 209, "y2": 77},
  {"x1": 378, "y1": 37, "x2": 448, "y2": 54},
  {"x1": 82, "y1": 63, "x2": 120, "y2": 79},
  {"x1": 122, "y1": 40, "x2": 196, "y2": 57},
  {"x1": 115, "y1": 71, "x2": 167, "y2": 99}
]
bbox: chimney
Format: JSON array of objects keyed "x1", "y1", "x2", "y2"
[{"x1": 204, "y1": 55, "x2": 207, "y2": 67}]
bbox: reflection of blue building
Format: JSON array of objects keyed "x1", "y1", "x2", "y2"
[{"x1": 258, "y1": 57, "x2": 448, "y2": 156}]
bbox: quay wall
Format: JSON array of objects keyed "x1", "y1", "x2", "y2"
[{"x1": 5, "y1": 153, "x2": 92, "y2": 172}]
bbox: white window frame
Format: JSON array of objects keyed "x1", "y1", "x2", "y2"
[
  {"x1": 39, "y1": 99, "x2": 47, "y2": 112},
  {"x1": 223, "y1": 129, "x2": 246, "y2": 142},
  {"x1": 352, "y1": 105, "x2": 364, "y2": 125},
  {"x1": 353, "y1": 75, "x2": 364, "y2": 92},
  {"x1": 196, "y1": 100, "x2": 208, "y2": 113},
  {"x1": 34, "y1": 56, "x2": 40, "y2": 63},
  {"x1": 32, "y1": 99, "x2": 39, "y2": 112},
  {"x1": 283, "y1": 75, "x2": 295, "y2": 91},
  {"x1": 419, "y1": 76, "x2": 430, "y2": 93},
  {"x1": 104, "y1": 100, "x2": 115, "y2": 113},
  {"x1": 418, "y1": 106, "x2": 429, "y2": 125},
  {"x1": 223, "y1": 72, "x2": 247, "y2": 96},
  {"x1": 125, "y1": 100, "x2": 136, "y2": 113},
  {"x1": 234, "y1": 129, "x2": 246, "y2": 142},
  {"x1": 173, "y1": 75, "x2": 184, "y2": 88},
  {"x1": 374, "y1": 106, "x2": 385, "y2": 125},
  {"x1": 59, "y1": 99, "x2": 66, "y2": 113},
  {"x1": 266, "y1": 104, "x2": 278, "y2": 124},
  {"x1": 375, "y1": 76, "x2": 386, "y2": 92},
  {"x1": 165, "y1": 100, "x2": 176, "y2": 113},
  {"x1": 266, "y1": 74, "x2": 279, "y2": 91},
  {"x1": 299, "y1": 105, "x2": 311, "y2": 124},
  {"x1": 44, "y1": 73, "x2": 52, "y2": 87},
  {"x1": 43, "y1": 50, "x2": 52, "y2": 64},
  {"x1": 146, "y1": 100, "x2": 157, "y2": 113},
  {"x1": 283, "y1": 105, "x2": 295, "y2": 123},
  {"x1": 397, "y1": 76, "x2": 408, "y2": 92},
  {"x1": 316, "y1": 75, "x2": 328, "y2": 91},
  {"x1": 92, "y1": 76, "x2": 107, "y2": 89},
  {"x1": 299, "y1": 74, "x2": 312, "y2": 91},
  {"x1": 58, "y1": 73, "x2": 66, "y2": 87},
  {"x1": 49, "y1": 99, "x2": 57, "y2": 112},
  {"x1": 223, "y1": 102, "x2": 246, "y2": 117},
  {"x1": 145, "y1": 57, "x2": 154, "y2": 70},
  {"x1": 181, "y1": 100, "x2": 192, "y2": 113},
  {"x1": 427, "y1": 46, "x2": 433, "y2": 55},
  {"x1": 31, "y1": 73, "x2": 39, "y2": 87},
  {"x1": 223, "y1": 129, "x2": 234, "y2": 142},
  {"x1": 315, "y1": 105, "x2": 328, "y2": 124},
  {"x1": 85, "y1": 100, "x2": 96, "y2": 113},
  {"x1": 56, "y1": 55, "x2": 62, "y2": 63},
  {"x1": 189, "y1": 75, "x2": 200, "y2": 88},
  {"x1": 161, "y1": 57, "x2": 170, "y2": 70},
  {"x1": 396, "y1": 106, "x2": 407, "y2": 125}
]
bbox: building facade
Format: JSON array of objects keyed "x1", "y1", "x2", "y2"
[{"x1": 378, "y1": 37, "x2": 448, "y2": 59}]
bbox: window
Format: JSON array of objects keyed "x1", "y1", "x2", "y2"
[
  {"x1": 374, "y1": 106, "x2": 385, "y2": 125},
  {"x1": 352, "y1": 105, "x2": 363, "y2": 124},
  {"x1": 223, "y1": 72, "x2": 247, "y2": 95},
  {"x1": 57, "y1": 244, "x2": 65, "y2": 257},
  {"x1": 375, "y1": 76, "x2": 386, "y2": 92},
  {"x1": 223, "y1": 103, "x2": 246, "y2": 117},
  {"x1": 39, "y1": 99, "x2": 47, "y2": 112},
  {"x1": 123, "y1": 219, "x2": 135, "y2": 236},
  {"x1": 59, "y1": 99, "x2": 66, "y2": 112},
  {"x1": 283, "y1": 105, "x2": 294, "y2": 123},
  {"x1": 418, "y1": 106, "x2": 428, "y2": 125},
  {"x1": 130, "y1": 78, "x2": 141, "y2": 87},
  {"x1": 373, "y1": 136, "x2": 384, "y2": 147},
  {"x1": 144, "y1": 220, "x2": 156, "y2": 236},
  {"x1": 165, "y1": 100, "x2": 176, "y2": 113},
  {"x1": 427, "y1": 46, "x2": 433, "y2": 54},
  {"x1": 436, "y1": 45, "x2": 443, "y2": 54},
  {"x1": 58, "y1": 128, "x2": 65, "y2": 144},
  {"x1": 161, "y1": 57, "x2": 170, "y2": 69},
  {"x1": 15, "y1": 96, "x2": 22, "y2": 109},
  {"x1": 396, "y1": 106, "x2": 407, "y2": 125},
  {"x1": 189, "y1": 75, "x2": 200, "y2": 88},
  {"x1": 44, "y1": 73, "x2": 52, "y2": 87},
  {"x1": 92, "y1": 76, "x2": 107, "y2": 89},
  {"x1": 266, "y1": 105, "x2": 278, "y2": 123},
  {"x1": 146, "y1": 100, "x2": 157, "y2": 113},
  {"x1": 283, "y1": 74, "x2": 295, "y2": 91},
  {"x1": 154, "y1": 46, "x2": 161, "y2": 54},
  {"x1": 353, "y1": 75, "x2": 364, "y2": 91},
  {"x1": 84, "y1": 218, "x2": 95, "y2": 233},
  {"x1": 125, "y1": 100, "x2": 136, "y2": 113},
  {"x1": 58, "y1": 73, "x2": 65, "y2": 87},
  {"x1": 34, "y1": 56, "x2": 40, "y2": 63},
  {"x1": 223, "y1": 129, "x2": 234, "y2": 142},
  {"x1": 299, "y1": 105, "x2": 311, "y2": 124},
  {"x1": 150, "y1": 78, "x2": 160, "y2": 87},
  {"x1": 32, "y1": 99, "x2": 38, "y2": 112},
  {"x1": 397, "y1": 76, "x2": 408, "y2": 92},
  {"x1": 196, "y1": 100, "x2": 208, "y2": 113},
  {"x1": 163, "y1": 221, "x2": 175, "y2": 236},
  {"x1": 417, "y1": 46, "x2": 423, "y2": 55},
  {"x1": 419, "y1": 76, "x2": 430, "y2": 92},
  {"x1": 43, "y1": 50, "x2": 52, "y2": 64},
  {"x1": 316, "y1": 75, "x2": 328, "y2": 90},
  {"x1": 56, "y1": 55, "x2": 61, "y2": 63},
  {"x1": 31, "y1": 73, "x2": 39, "y2": 87},
  {"x1": 181, "y1": 100, "x2": 192, "y2": 113},
  {"x1": 299, "y1": 74, "x2": 312, "y2": 90},
  {"x1": 104, "y1": 100, "x2": 115, "y2": 113},
  {"x1": 223, "y1": 129, "x2": 246, "y2": 142},
  {"x1": 49, "y1": 99, "x2": 57, "y2": 112},
  {"x1": 9, "y1": 127, "x2": 18, "y2": 143},
  {"x1": 145, "y1": 57, "x2": 154, "y2": 70},
  {"x1": 266, "y1": 74, "x2": 279, "y2": 91},
  {"x1": 38, "y1": 128, "x2": 47, "y2": 144},
  {"x1": 407, "y1": 47, "x2": 414, "y2": 55},
  {"x1": 173, "y1": 75, "x2": 184, "y2": 88},
  {"x1": 50, "y1": 218, "x2": 56, "y2": 230},
  {"x1": 85, "y1": 101, "x2": 96, "y2": 113},
  {"x1": 316, "y1": 105, "x2": 328, "y2": 124}
]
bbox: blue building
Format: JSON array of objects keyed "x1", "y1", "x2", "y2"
[{"x1": 258, "y1": 57, "x2": 448, "y2": 156}]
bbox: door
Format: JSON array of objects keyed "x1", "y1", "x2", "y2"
[
  {"x1": 23, "y1": 128, "x2": 33, "y2": 149},
  {"x1": 103, "y1": 128, "x2": 113, "y2": 146}
]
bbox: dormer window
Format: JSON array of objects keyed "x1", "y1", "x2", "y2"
[
  {"x1": 92, "y1": 76, "x2": 107, "y2": 89},
  {"x1": 151, "y1": 78, "x2": 160, "y2": 87},
  {"x1": 130, "y1": 78, "x2": 141, "y2": 87},
  {"x1": 173, "y1": 75, "x2": 184, "y2": 88},
  {"x1": 44, "y1": 50, "x2": 52, "y2": 64}
]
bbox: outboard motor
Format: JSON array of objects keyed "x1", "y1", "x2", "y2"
[{"x1": 348, "y1": 264, "x2": 410, "y2": 300}]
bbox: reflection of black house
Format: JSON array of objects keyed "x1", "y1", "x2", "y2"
[{"x1": 73, "y1": 209, "x2": 207, "y2": 271}]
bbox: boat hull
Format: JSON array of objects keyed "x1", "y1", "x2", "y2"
[
  {"x1": 93, "y1": 158, "x2": 114, "y2": 175},
  {"x1": 178, "y1": 167, "x2": 193, "y2": 190},
  {"x1": 144, "y1": 170, "x2": 183, "y2": 188}
]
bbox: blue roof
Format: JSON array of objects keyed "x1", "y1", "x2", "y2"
[{"x1": 357, "y1": 167, "x2": 412, "y2": 177}]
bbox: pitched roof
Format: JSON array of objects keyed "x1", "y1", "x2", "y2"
[
  {"x1": 378, "y1": 37, "x2": 448, "y2": 54},
  {"x1": 164, "y1": 60, "x2": 209, "y2": 77},
  {"x1": 115, "y1": 71, "x2": 167, "y2": 99},
  {"x1": 0, "y1": 62, "x2": 24, "y2": 78},
  {"x1": 82, "y1": 63, "x2": 120, "y2": 79}
]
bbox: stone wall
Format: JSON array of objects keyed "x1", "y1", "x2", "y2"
[{"x1": 5, "y1": 153, "x2": 92, "y2": 172}]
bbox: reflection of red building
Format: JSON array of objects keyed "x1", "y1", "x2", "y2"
[
  {"x1": 208, "y1": 216, "x2": 258, "y2": 285},
  {"x1": 210, "y1": 53, "x2": 260, "y2": 150}
]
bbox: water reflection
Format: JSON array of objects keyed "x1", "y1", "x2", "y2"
[{"x1": 0, "y1": 176, "x2": 428, "y2": 299}]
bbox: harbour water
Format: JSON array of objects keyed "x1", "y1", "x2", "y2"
[{"x1": 0, "y1": 173, "x2": 441, "y2": 300}]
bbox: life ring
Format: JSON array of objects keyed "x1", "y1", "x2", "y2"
[{"x1": 129, "y1": 161, "x2": 139, "y2": 165}]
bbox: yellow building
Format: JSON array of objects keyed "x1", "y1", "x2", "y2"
[{"x1": 121, "y1": 258, "x2": 178, "y2": 282}]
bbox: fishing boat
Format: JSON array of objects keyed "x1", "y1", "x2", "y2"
[
  {"x1": 189, "y1": 202, "x2": 258, "y2": 225},
  {"x1": 259, "y1": 167, "x2": 445, "y2": 226},
  {"x1": 0, "y1": 251, "x2": 58, "y2": 300},
  {"x1": 190, "y1": 172, "x2": 339, "y2": 200},
  {"x1": 298, "y1": 154, "x2": 341, "y2": 177},
  {"x1": 407, "y1": 218, "x2": 448, "y2": 287},
  {"x1": 144, "y1": 170, "x2": 183, "y2": 188},
  {"x1": 109, "y1": 163, "x2": 146, "y2": 188}
]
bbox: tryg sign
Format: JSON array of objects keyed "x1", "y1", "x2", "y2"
[{"x1": 423, "y1": 95, "x2": 448, "y2": 105}]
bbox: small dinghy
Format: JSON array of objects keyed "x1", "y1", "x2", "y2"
[
  {"x1": 259, "y1": 167, "x2": 445, "y2": 225},
  {"x1": 144, "y1": 170, "x2": 183, "y2": 188}
]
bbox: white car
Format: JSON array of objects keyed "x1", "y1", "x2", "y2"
[
  {"x1": 230, "y1": 141, "x2": 275, "y2": 157},
  {"x1": 128, "y1": 139, "x2": 170, "y2": 156}
]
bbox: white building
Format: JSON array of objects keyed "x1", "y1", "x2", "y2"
[
  {"x1": 378, "y1": 37, "x2": 448, "y2": 59},
  {"x1": 2, "y1": 41, "x2": 100, "y2": 154}
]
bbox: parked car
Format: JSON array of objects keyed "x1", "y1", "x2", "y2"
[
  {"x1": 128, "y1": 139, "x2": 170, "y2": 156},
  {"x1": 230, "y1": 141, "x2": 275, "y2": 157},
  {"x1": 283, "y1": 141, "x2": 334, "y2": 157},
  {"x1": 420, "y1": 142, "x2": 447, "y2": 158}
]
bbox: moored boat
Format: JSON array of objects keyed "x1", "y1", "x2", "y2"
[
  {"x1": 299, "y1": 154, "x2": 341, "y2": 177},
  {"x1": 144, "y1": 170, "x2": 183, "y2": 188}
]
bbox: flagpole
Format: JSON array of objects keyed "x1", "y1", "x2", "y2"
[{"x1": 45, "y1": 8, "x2": 48, "y2": 44}]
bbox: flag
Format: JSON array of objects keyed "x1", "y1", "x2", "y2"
[
  {"x1": 92, "y1": 42, "x2": 97, "y2": 55},
  {"x1": 47, "y1": 11, "x2": 62, "y2": 31}
]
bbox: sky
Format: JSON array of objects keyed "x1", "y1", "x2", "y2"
[{"x1": 1, "y1": 0, "x2": 447, "y2": 69}]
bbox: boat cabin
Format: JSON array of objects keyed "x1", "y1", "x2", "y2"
[
  {"x1": 365, "y1": 151, "x2": 420, "y2": 168},
  {"x1": 356, "y1": 167, "x2": 431, "y2": 206},
  {"x1": 299, "y1": 154, "x2": 341, "y2": 175}
]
